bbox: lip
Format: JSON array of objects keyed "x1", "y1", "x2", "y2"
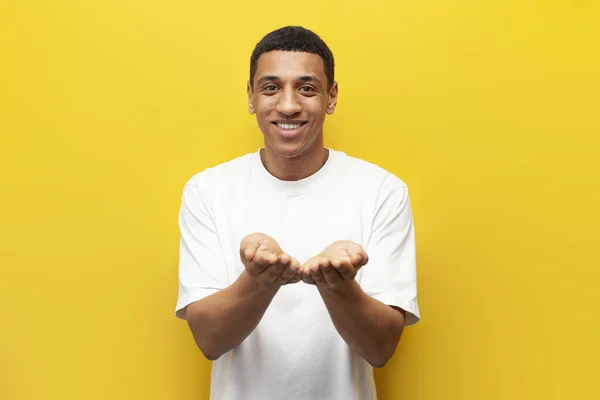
[{"x1": 271, "y1": 121, "x2": 308, "y2": 139}]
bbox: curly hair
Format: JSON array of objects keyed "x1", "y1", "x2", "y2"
[{"x1": 249, "y1": 26, "x2": 335, "y2": 89}]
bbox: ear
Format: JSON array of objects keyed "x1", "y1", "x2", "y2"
[
  {"x1": 247, "y1": 81, "x2": 255, "y2": 114},
  {"x1": 326, "y1": 81, "x2": 338, "y2": 115}
]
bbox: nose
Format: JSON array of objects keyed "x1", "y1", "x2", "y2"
[{"x1": 276, "y1": 88, "x2": 302, "y2": 115}]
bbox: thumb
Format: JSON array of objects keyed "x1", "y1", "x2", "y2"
[
  {"x1": 358, "y1": 250, "x2": 369, "y2": 266},
  {"x1": 348, "y1": 243, "x2": 368, "y2": 266},
  {"x1": 244, "y1": 247, "x2": 256, "y2": 262}
]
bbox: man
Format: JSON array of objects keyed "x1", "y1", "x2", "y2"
[{"x1": 175, "y1": 26, "x2": 420, "y2": 400}]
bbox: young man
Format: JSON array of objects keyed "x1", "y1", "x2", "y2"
[{"x1": 175, "y1": 26, "x2": 420, "y2": 400}]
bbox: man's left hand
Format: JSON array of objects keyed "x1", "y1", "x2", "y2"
[{"x1": 301, "y1": 240, "x2": 369, "y2": 288}]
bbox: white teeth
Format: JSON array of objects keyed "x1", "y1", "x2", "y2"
[{"x1": 277, "y1": 123, "x2": 302, "y2": 130}]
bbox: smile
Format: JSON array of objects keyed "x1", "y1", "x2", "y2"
[{"x1": 273, "y1": 122, "x2": 307, "y2": 130}]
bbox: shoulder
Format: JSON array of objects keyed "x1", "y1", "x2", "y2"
[
  {"x1": 331, "y1": 149, "x2": 408, "y2": 195},
  {"x1": 184, "y1": 151, "x2": 256, "y2": 191}
]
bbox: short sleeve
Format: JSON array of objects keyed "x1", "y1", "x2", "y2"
[
  {"x1": 360, "y1": 179, "x2": 420, "y2": 326},
  {"x1": 174, "y1": 173, "x2": 230, "y2": 320}
]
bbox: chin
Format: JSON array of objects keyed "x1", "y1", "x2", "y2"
[{"x1": 268, "y1": 142, "x2": 307, "y2": 159}]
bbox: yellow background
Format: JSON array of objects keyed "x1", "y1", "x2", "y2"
[{"x1": 1, "y1": 1, "x2": 599, "y2": 399}]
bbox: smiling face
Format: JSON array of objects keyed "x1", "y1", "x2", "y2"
[{"x1": 247, "y1": 50, "x2": 338, "y2": 160}]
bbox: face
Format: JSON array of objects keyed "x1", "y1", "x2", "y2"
[{"x1": 247, "y1": 51, "x2": 338, "y2": 159}]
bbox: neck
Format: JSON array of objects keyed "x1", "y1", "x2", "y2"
[{"x1": 261, "y1": 140, "x2": 329, "y2": 181}]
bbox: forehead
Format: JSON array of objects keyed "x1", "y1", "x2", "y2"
[{"x1": 254, "y1": 51, "x2": 326, "y2": 82}]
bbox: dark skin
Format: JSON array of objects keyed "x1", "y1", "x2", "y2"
[
  {"x1": 185, "y1": 51, "x2": 406, "y2": 367},
  {"x1": 247, "y1": 50, "x2": 337, "y2": 181}
]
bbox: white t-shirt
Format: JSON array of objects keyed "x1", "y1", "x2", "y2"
[{"x1": 175, "y1": 148, "x2": 420, "y2": 400}]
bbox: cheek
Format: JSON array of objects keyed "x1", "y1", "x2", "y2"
[
  {"x1": 255, "y1": 100, "x2": 275, "y2": 117},
  {"x1": 255, "y1": 106, "x2": 273, "y2": 131},
  {"x1": 302, "y1": 98, "x2": 328, "y2": 118}
]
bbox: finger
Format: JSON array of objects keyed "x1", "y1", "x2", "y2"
[
  {"x1": 300, "y1": 260, "x2": 319, "y2": 285},
  {"x1": 310, "y1": 262, "x2": 327, "y2": 286},
  {"x1": 246, "y1": 253, "x2": 277, "y2": 277},
  {"x1": 252, "y1": 237, "x2": 275, "y2": 265},
  {"x1": 350, "y1": 253, "x2": 363, "y2": 266},
  {"x1": 290, "y1": 258, "x2": 302, "y2": 271},
  {"x1": 290, "y1": 259, "x2": 303, "y2": 280},
  {"x1": 239, "y1": 235, "x2": 257, "y2": 259},
  {"x1": 320, "y1": 262, "x2": 344, "y2": 286},
  {"x1": 276, "y1": 262, "x2": 298, "y2": 285},
  {"x1": 278, "y1": 253, "x2": 291, "y2": 265},
  {"x1": 333, "y1": 259, "x2": 353, "y2": 276},
  {"x1": 241, "y1": 247, "x2": 255, "y2": 262},
  {"x1": 347, "y1": 242, "x2": 368, "y2": 266},
  {"x1": 270, "y1": 254, "x2": 295, "y2": 284},
  {"x1": 302, "y1": 260, "x2": 318, "y2": 276},
  {"x1": 263, "y1": 262, "x2": 287, "y2": 284},
  {"x1": 330, "y1": 257, "x2": 346, "y2": 268},
  {"x1": 361, "y1": 251, "x2": 369, "y2": 266},
  {"x1": 335, "y1": 263, "x2": 357, "y2": 280},
  {"x1": 285, "y1": 274, "x2": 302, "y2": 284},
  {"x1": 255, "y1": 251, "x2": 279, "y2": 267},
  {"x1": 242, "y1": 247, "x2": 274, "y2": 276},
  {"x1": 350, "y1": 251, "x2": 368, "y2": 267},
  {"x1": 311, "y1": 270, "x2": 326, "y2": 285},
  {"x1": 301, "y1": 262, "x2": 317, "y2": 284}
]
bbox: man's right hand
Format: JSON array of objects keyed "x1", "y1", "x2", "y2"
[{"x1": 240, "y1": 233, "x2": 302, "y2": 287}]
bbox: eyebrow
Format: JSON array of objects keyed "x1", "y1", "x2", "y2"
[
  {"x1": 256, "y1": 76, "x2": 279, "y2": 85},
  {"x1": 299, "y1": 75, "x2": 322, "y2": 85},
  {"x1": 256, "y1": 75, "x2": 323, "y2": 86}
]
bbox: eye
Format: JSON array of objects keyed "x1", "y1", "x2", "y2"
[
  {"x1": 299, "y1": 86, "x2": 316, "y2": 93},
  {"x1": 263, "y1": 85, "x2": 278, "y2": 92}
]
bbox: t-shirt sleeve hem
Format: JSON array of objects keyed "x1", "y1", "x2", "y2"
[
  {"x1": 370, "y1": 294, "x2": 421, "y2": 326},
  {"x1": 174, "y1": 288, "x2": 222, "y2": 320}
]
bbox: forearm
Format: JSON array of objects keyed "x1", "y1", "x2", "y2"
[
  {"x1": 185, "y1": 270, "x2": 279, "y2": 360},
  {"x1": 318, "y1": 280, "x2": 405, "y2": 368}
]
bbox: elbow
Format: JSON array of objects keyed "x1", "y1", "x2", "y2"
[
  {"x1": 194, "y1": 337, "x2": 224, "y2": 361},
  {"x1": 370, "y1": 361, "x2": 387, "y2": 369},
  {"x1": 368, "y1": 344, "x2": 399, "y2": 368},
  {"x1": 368, "y1": 355, "x2": 391, "y2": 369},
  {"x1": 193, "y1": 336, "x2": 224, "y2": 361},
  {"x1": 186, "y1": 306, "x2": 223, "y2": 361},
  {"x1": 200, "y1": 348, "x2": 222, "y2": 361},
  {"x1": 363, "y1": 343, "x2": 394, "y2": 368},
  {"x1": 369, "y1": 323, "x2": 404, "y2": 368}
]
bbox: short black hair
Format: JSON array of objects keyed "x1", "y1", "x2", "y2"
[{"x1": 249, "y1": 26, "x2": 335, "y2": 89}]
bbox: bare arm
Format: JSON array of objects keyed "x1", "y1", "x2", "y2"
[
  {"x1": 318, "y1": 280, "x2": 405, "y2": 368},
  {"x1": 185, "y1": 270, "x2": 279, "y2": 360},
  {"x1": 184, "y1": 233, "x2": 302, "y2": 360},
  {"x1": 301, "y1": 240, "x2": 406, "y2": 368}
]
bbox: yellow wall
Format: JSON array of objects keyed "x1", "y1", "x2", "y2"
[{"x1": 1, "y1": 1, "x2": 598, "y2": 399}]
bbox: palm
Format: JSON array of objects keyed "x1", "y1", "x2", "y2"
[
  {"x1": 302, "y1": 240, "x2": 368, "y2": 286},
  {"x1": 254, "y1": 237, "x2": 283, "y2": 264},
  {"x1": 240, "y1": 233, "x2": 300, "y2": 286},
  {"x1": 321, "y1": 241, "x2": 366, "y2": 268},
  {"x1": 241, "y1": 233, "x2": 282, "y2": 266}
]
